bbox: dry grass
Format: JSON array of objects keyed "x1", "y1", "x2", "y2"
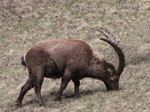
[{"x1": 0, "y1": 0, "x2": 150, "y2": 112}]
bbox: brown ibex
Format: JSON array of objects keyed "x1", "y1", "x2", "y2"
[{"x1": 16, "y1": 27, "x2": 125, "y2": 107}]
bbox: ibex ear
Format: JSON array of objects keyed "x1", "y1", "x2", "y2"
[
  {"x1": 94, "y1": 57, "x2": 101, "y2": 64},
  {"x1": 106, "y1": 62, "x2": 116, "y2": 74},
  {"x1": 107, "y1": 68, "x2": 113, "y2": 76},
  {"x1": 96, "y1": 60, "x2": 100, "y2": 64}
]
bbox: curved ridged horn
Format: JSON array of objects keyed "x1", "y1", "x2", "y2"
[
  {"x1": 100, "y1": 38, "x2": 125, "y2": 76},
  {"x1": 91, "y1": 27, "x2": 125, "y2": 76}
]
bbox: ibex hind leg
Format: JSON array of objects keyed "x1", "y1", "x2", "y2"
[
  {"x1": 33, "y1": 67, "x2": 45, "y2": 107},
  {"x1": 16, "y1": 77, "x2": 34, "y2": 108}
]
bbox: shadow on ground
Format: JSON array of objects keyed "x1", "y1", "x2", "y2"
[{"x1": 22, "y1": 87, "x2": 106, "y2": 107}]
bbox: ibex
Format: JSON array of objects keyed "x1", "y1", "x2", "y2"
[{"x1": 16, "y1": 27, "x2": 125, "y2": 107}]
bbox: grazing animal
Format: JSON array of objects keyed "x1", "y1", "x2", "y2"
[{"x1": 16, "y1": 27, "x2": 125, "y2": 107}]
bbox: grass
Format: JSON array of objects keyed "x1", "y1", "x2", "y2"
[{"x1": 0, "y1": 0, "x2": 150, "y2": 112}]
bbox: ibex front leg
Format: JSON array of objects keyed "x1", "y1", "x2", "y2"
[
  {"x1": 72, "y1": 80, "x2": 80, "y2": 98},
  {"x1": 55, "y1": 70, "x2": 71, "y2": 101}
]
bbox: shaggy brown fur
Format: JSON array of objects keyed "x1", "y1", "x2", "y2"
[{"x1": 16, "y1": 28, "x2": 125, "y2": 107}]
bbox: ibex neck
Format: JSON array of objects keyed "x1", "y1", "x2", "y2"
[
  {"x1": 86, "y1": 51, "x2": 106, "y2": 80},
  {"x1": 87, "y1": 64, "x2": 105, "y2": 81},
  {"x1": 86, "y1": 73, "x2": 104, "y2": 81}
]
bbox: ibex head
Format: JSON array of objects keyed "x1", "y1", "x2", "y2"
[{"x1": 92, "y1": 27, "x2": 125, "y2": 91}]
